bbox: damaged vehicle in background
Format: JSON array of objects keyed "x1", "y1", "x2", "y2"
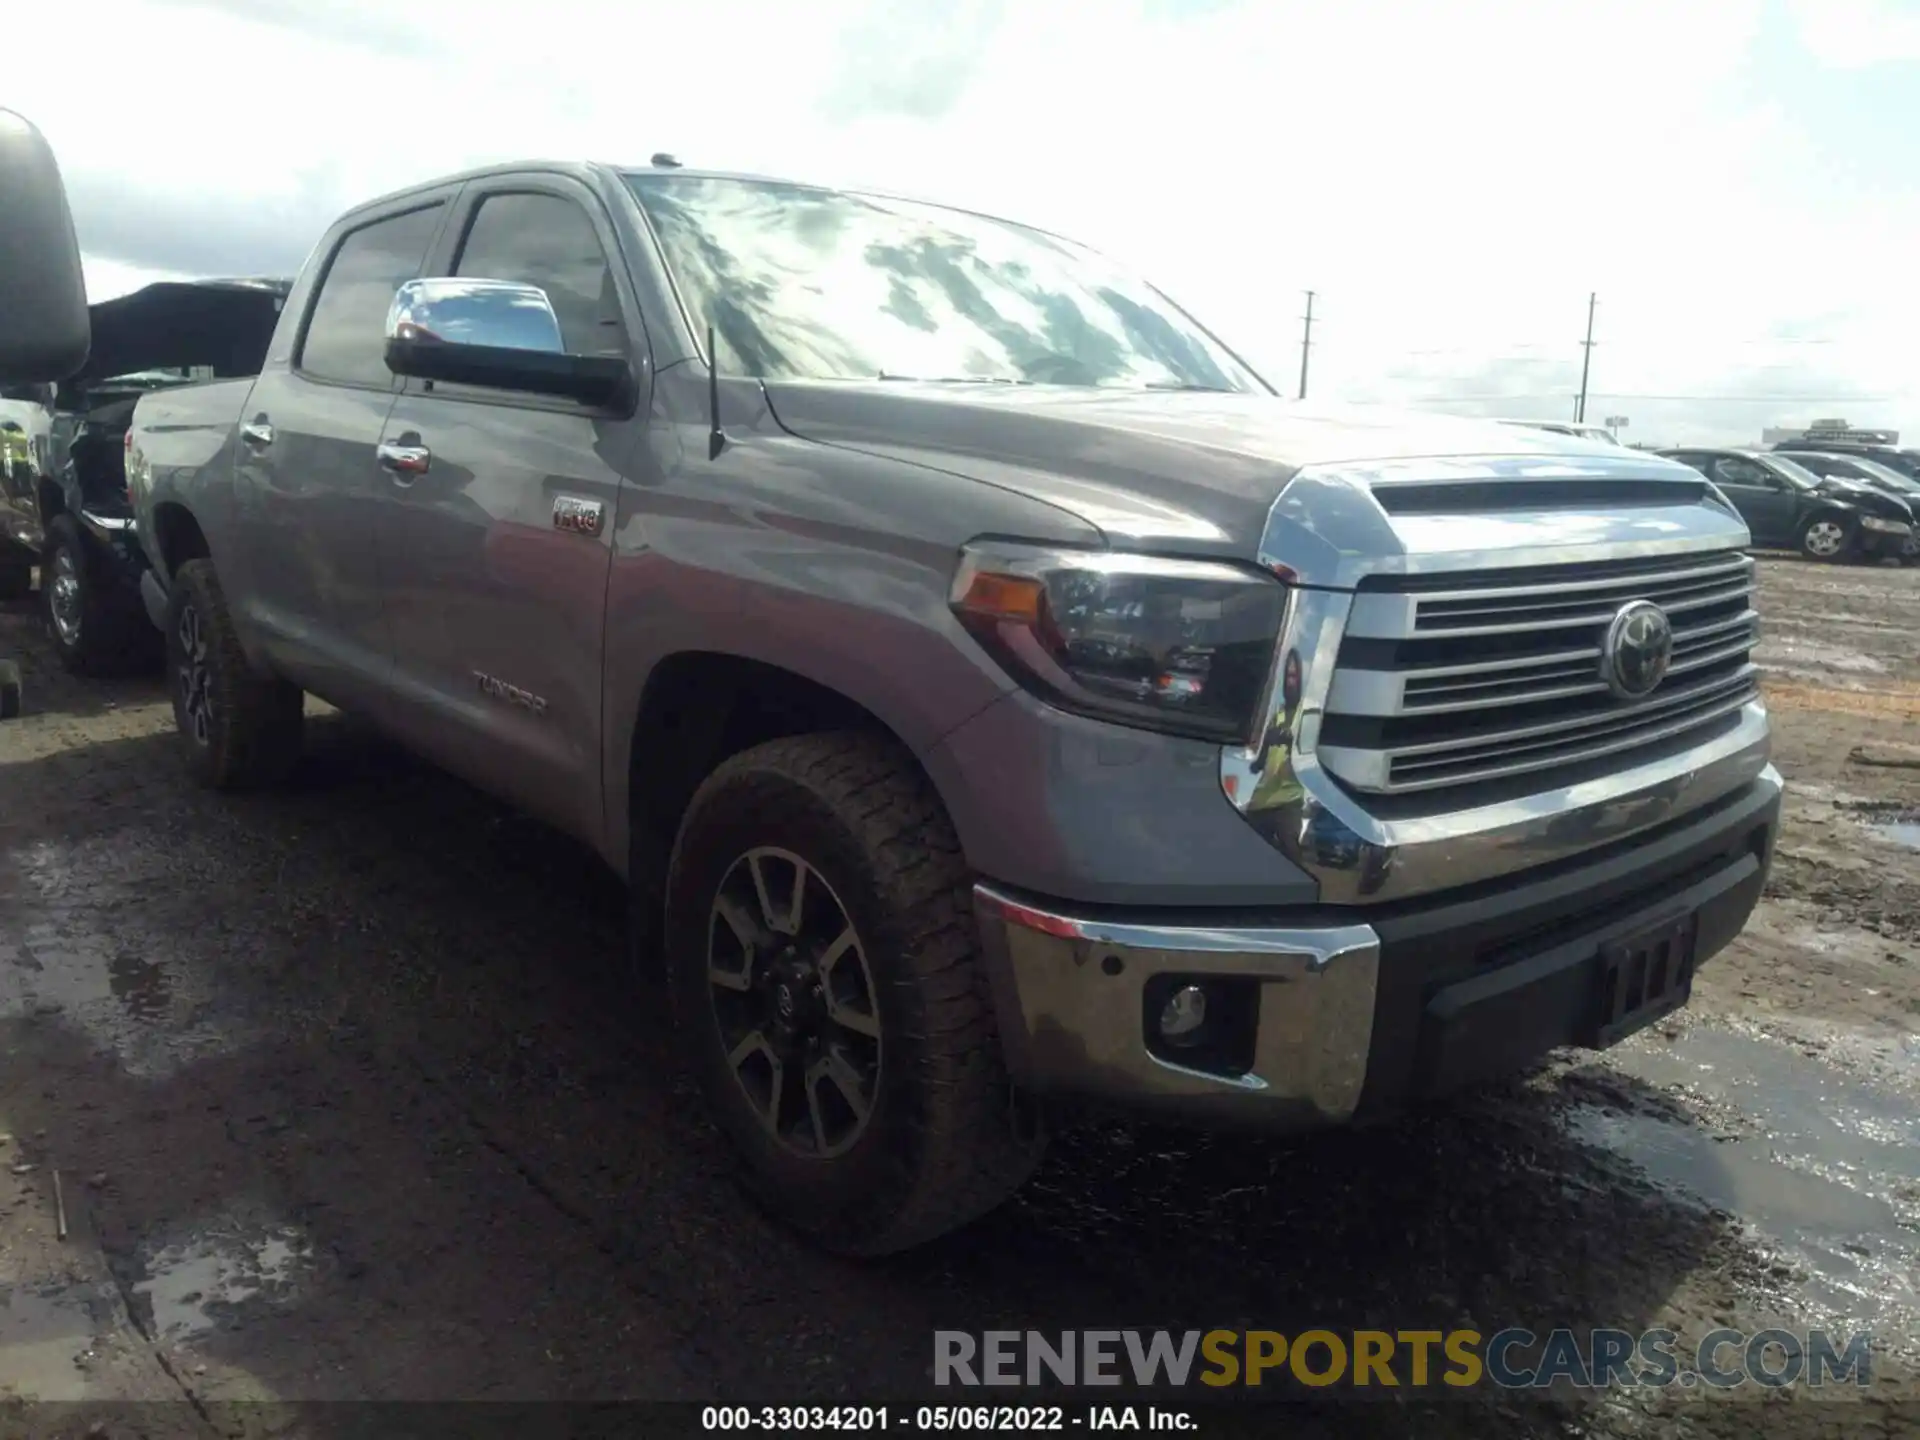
[
  {"x1": 1658, "y1": 446, "x2": 1914, "y2": 564},
  {"x1": 1781, "y1": 451, "x2": 1920, "y2": 562},
  {"x1": 0, "y1": 278, "x2": 290, "y2": 673}
]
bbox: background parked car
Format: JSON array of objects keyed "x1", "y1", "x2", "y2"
[
  {"x1": 0, "y1": 279, "x2": 290, "y2": 673},
  {"x1": 1771, "y1": 436, "x2": 1920, "y2": 483},
  {"x1": 1783, "y1": 451, "x2": 1920, "y2": 561},
  {"x1": 1658, "y1": 446, "x2": 1914, "y2": 563}
]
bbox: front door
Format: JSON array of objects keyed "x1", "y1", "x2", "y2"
[
  {"x1": 371, "y1": 181, "x2": 646, "y2": 844},
  {"x1": 1704, "y1": 455, "x2": 1795, "y2": 545},
  {"x1": 232, "y1": 199, "x2": 449, "y2": 707}
]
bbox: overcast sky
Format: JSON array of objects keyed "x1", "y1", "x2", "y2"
[{"x1": 13, "y1": 0, "x2": 1920, "y2": 445}]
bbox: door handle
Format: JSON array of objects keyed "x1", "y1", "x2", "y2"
[
  {"x1": 240, "y1": 420, "x2": 274, "y2": 447},
  {"x1": 376, "y1": 442, "x2": 431, "y2": 477}
]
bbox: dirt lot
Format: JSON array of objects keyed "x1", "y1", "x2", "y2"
[{"x1": 2, "y1": 554, "x2": 1918, "y2": 1438}]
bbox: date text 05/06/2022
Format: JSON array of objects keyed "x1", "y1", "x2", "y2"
[{"x1": 701, "y1": 1405, "x2": 1194, "y2": 1432}]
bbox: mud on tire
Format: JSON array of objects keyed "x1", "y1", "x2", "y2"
[
  {"x1": 165, "y1": 559, "x2": 304, "y2": 789},
  {"x1": 663, "y1": 730, "x2": 1044, "y2": 1255}
]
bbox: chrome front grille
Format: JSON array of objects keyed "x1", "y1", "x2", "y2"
[{"x1": 1318, "y1": 549, "x2": 1760, "y2": 798}]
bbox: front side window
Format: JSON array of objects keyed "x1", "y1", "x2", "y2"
[
  {"x1": 626, "y1": 173, "x2": 1266, "y2": 393},
  {"x1": 453, "y1": 192, "x2": 628, "y2": 357},
  {"x1": 300, "y1": 204, "x2": 446, "y2": 387}
]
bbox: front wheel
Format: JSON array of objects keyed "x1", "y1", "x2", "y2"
[
  {"x1": 41, "y1": 515, "x2": 160, "y2": 675},
  {"x1": 1797, "y1": 514, "x2": 1854, "y2": 562},
  {"x1": 164, "y1": 559, "x2": 305, "y2": 789},
  {"x1": 662, "y1": 731, "x2": 1043, "y2": 1255}
]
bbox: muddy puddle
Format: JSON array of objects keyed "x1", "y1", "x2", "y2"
[
  {"x1": 1870, "y1": 820, "x2": 1920, "y2": 852},
  {"x1": 0, "y1": 838, "x2": 255, "y2": 1078},
  {"x1": 1833, "y1": 801, "x2": 1920, "y2": 854},
  {"x1": 0, "y1": 1286, "x2": 103, "y2": 1401},
  {"x1": 1569, "y1": 1023, "x2": 1920, "y2": 1355},
  {"x1": 133, "y1": 1221, "x2": 312, "y2": 1343},
  {"x1": 0, "y1": 917, "x2": 242, "y2": 1080}
]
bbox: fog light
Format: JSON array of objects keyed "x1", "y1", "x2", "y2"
[{"x1": 1158, "y1": 985, "x2": 1209, "y2": 1045}]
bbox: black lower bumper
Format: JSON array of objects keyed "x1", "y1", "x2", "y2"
[{"x1": 1355, "y1": 771, "x2": 1779, "y2": 1119}]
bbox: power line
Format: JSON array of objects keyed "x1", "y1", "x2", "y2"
[
  {"x1": 1389, "y1": 337, "x2": 1845, "y2": 356},
  {"x1": 1400, "y1": 392, "x2": 1901, "y2": 404}
]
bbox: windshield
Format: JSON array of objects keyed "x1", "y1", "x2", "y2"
[
  {"x1": 1764, "y1": 454, "x2": 1823, "y2": 488},
  {"x1": 1840, "y1": 457, "x2": 1920, "y2": 495},
  {"x1": 626, "y1": 174, "x2": 1268, "y2": 393}
]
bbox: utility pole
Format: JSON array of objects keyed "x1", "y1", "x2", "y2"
[
  {"x1": 1297, "y1": 290, "x2": 1315, "y2": 400},
  {"x1": 1575, "y1": 291, "x2": 1596, "y2": 422}
]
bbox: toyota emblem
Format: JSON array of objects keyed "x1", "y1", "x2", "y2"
[{"x1": 1600, "y1": 600, "x2": 1674, "y2": 700}]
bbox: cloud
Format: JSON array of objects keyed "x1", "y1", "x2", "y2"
[
  {"x1": 1788, "y1": 0, "x2": 1920, "y2": 67},
  {"x1": 11, "y1": 0, "x2": 1919, "y2": 446},
  {"x1": 818, "y1": 0, "x2": 1009, "y2": 122}
]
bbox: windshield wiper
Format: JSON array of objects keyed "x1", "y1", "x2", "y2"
[{"x1": 1144, "y1": 381, "x2": 1234, "y2": 393}]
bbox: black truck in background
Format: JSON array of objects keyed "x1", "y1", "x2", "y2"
[{"x1": 0, "y1": 279, "x2": 289, "y2": 673}]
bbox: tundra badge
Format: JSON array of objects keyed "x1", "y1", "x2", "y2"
[
  {"x1": 552, "y1": 495, "x2": 604, "y2": 536},
  {"x1": 473, "y1": 671, "x2": 549, "y2": 717}
]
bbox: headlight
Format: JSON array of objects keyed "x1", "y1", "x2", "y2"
[
  {"x1": 1861, "y1": 515, "x2": 1911, "y2": 534},
  {"x1": 949, "y1": 541, "x2": 1289, "y2": 743}
]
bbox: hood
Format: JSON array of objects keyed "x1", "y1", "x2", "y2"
[
  {"x1": 1813, "y1": 475, "x2": 1914, "y2": 517},
  {"x1": 759, "y1": 380, "x2": 1700, "y2": 555},
  {"x1": 63, "y1": 279, "x2": 291, "y2": 394}
]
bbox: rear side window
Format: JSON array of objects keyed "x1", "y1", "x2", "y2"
[
  {"x1": 299, "y1": 204, "x2": 446, "y2": 387},
  {"x1": 452, "y1": 192, "x2": 628, "y2": 356}
]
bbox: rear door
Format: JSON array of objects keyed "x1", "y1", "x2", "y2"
[
  {"x1": 370, "y1": 176, "x2": 648, "y2": 844},
  {"x1": 232, "y1": 197, "x2": 453, "y2": 708}
]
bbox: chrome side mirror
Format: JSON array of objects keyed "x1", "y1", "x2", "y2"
[
  {"x1": 384, "y1": 277, "x2": 564, "y2": 353},
  {"x1": 383, "y1": 277, "x2": 634, "y2": 411}
]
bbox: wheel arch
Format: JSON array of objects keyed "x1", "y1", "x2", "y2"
[
  {"x1": 149, "y1": 500, "x2": 213, "y2": 581},
  {"x1": 619, "y1": 651, "x2": 959, "y2": 920}
]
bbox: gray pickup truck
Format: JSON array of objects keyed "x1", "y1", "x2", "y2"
[{"x1": 130, "y1": 161, "x2": 1781, "y2": 1254}]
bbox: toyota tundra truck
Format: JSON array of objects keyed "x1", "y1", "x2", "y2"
[{"x1": 129, "y1": 161, "x2": 1780, "y2": 1255}]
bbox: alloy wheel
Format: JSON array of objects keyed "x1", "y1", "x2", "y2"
[
  {"x1": 706, "y1": 847, "x2": 882, "y2": 1159},
  {"x1": 176, "y1": 600, "x2": 214, "y2": 746},
  {"x1": 48, "y1": 547, "x2": 82, "y2": 646},
  {"x1": 1803, "y1": 520, "x2": 1846, "y2": 558}
]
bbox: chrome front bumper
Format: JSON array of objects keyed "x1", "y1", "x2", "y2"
[
  {"x1": 973, "y1": 884, "x2": 1380, "y2": 1129},
  {"x1": 973, "y1": 766, "x2": 1782, "y2": 1129}
]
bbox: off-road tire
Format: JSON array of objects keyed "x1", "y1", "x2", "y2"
[
  {"x1": 165, "y1": 559, "x2": 304, "y2": 789},
  {"x1": 662, "y1": 731, "x2": 1044, "y2": 1255},
  {"x1": 1797, "y1": 513, "x2": 1855, "y2": 563},
  {"x1": 0, "y1": 548, "x2": 31, "y2": 601},
  {"x1": 0, "y1": 659, "x2": 20, "y2": 719},
  {"x1": 41, "y1": 516, "x2": 160, "y2": 676}
]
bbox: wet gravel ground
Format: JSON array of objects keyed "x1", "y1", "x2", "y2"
[{"x1": 2, "y1": 554, "x2": 1919, "y2": 1438}]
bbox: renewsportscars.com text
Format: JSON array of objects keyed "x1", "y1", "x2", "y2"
[{"x1": 933, "y1": 1328, "x2": 1873, "y2": 1390}]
